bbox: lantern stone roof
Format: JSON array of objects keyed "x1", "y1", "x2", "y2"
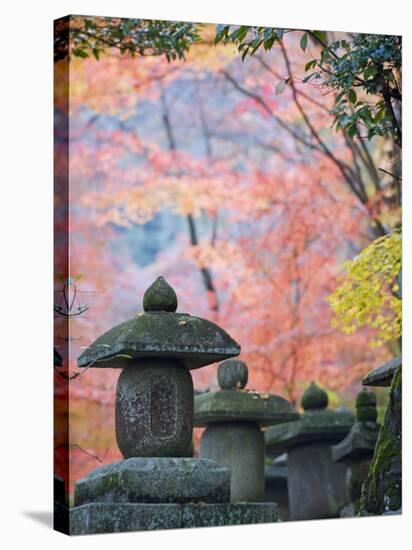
[
  {"x1": 332, "y1": 389, "x2": 380, "y2": 463},
  {"x1": 77, "y1": 277, "x2": 240, "y2": 370},
  {"x1": 194, "y1": 359, "x2": 298, "y2": 427},
  {"x1": 265, "y1": 382, "x2": 355, "y2": 456},
  {"x1": 331, "y1": 421, "x2": 380, "y2": 463},
  {"x1": 362, "y1": 356, "x2": 401, "y2": 387}
]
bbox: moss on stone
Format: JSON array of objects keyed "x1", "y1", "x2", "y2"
[
  {"x1": 356, "y1": 388, "x2": 377, "y2": 408},
  {"x1": 77, "y1": 311, "x2": 240, "y2": 369},
  {"x1": 143, "y1": 276, "x2": 178, "y2": 313},
  {"x1": 359, "y1": 366, "x2": 401, "y2": 515},
  {"x1": 301, "y1": 382, "x2": 328, "y2": 411}
]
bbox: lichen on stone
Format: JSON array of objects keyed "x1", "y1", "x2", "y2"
[{"x1": 359, "y1": 365, "x2": 401, "y2": 515}]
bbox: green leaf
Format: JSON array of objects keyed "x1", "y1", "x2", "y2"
[
  {"x1": 312, "y1": 30, "x2": 327, "y2": 44},
  {"x1": 300, "y1": 33, "x2": 308, "y2": 52},
  {"x1": 214, "y1": 24, "x2": 229, "y2": 44},
  {"x1": 305, "y1": 59, "x2": 316, "y2": 71},
  {"x1": 348, "y1": 89, "x2": 357, "y2": 104},
  {"x1": 250, "y1": 38, "x2": 263, "y2": 55},
  {"x1": 264, "y1": 36, "x2": 276, "y2": 50},
  {"x1": 72, "y1": 48, "x2": 88, "y2": 59},
  {"x1": 347, "y1": 124, "x2": 357, "y2": 138}
]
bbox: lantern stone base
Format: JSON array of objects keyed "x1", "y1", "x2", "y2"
[
  {"x1": 71, "y1": 457, "x2": 279, "y2": 534},
  {"x1": 70, "y1": 502, "x2": 278, "y2": 535},
  {"x1": 181, "y1": 502, "x2": 278, "y2": 527},
  {"x1": 70, "y1": 503, "x2": 182, "y2": 534},
  {"x1": 75, "y1": 457, "x2": 230, "y2": 506}
]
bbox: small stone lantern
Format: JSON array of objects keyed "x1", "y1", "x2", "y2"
[
  {"x1": 71, "y1": 277, "x2": 279, "y2": 534},
  {"x1": 265, "y1": 382, "x2": 355, "y2": 520},
  {"x1": 195, "y1": 359, "x2": 299, "y2": 502},
  {"x1": 332, "y1": 389, "x2": 380, "y2": 516}
]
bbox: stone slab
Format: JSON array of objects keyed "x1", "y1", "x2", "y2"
[
  {"x1": 75, "y1": 458, "x2": 230, "y2": 506},
  {"x1": 362, "y1": 356, "x2": 401, "y2": 387},
  {"x1": 70, "y1": 503, "x2": 181, "y2": 535},
  {"x1": 69, "y1": 502, "x2": 279, "y2": 534},
  {"x1": 195, "y1": 390, "x2": 299, "y2": 427},
  {"x1": 181, "y1": 502, "x2": 278, "y2": 528},
  {"x1": 265, "y1": 409, "x2": 354, "y2": 456},
  {"x1": 332, "y1": 421, "x2": 380, "y2": 462}
]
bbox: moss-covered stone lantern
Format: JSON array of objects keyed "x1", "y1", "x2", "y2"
[
  {"x1": 265, "y1": 382, "x2": 355, "y2": 520},
  {"x1": 195, "y1": 359, "x2": 298, "y2": 502},
  {"x1": 77, "y1": 276, "x2": 241, "y2": 458},
  {"x1": 70, "y1": 277, "x2": 281, "y2": 533},
  {"x1": 332, "y1": 389, "x2": 380, "y2": 516}
]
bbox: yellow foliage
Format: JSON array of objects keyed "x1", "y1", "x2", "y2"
[{"x1": 327, "y1": 231, "x2": 401, "y2": 346}]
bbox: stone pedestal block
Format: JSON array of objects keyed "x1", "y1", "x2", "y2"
[
  {"x1": 70, "y1": 502, "x2": 279, "y2": 534},
  {"x1": 116, "y1": 360, "x2": 193, "y2": 458},
  {"x1": 287, "y1": 442, "x2": 347, "y2": 520},
  {"x1": 200, "y1": 422, "x2": 265, "y2": 502},
  {"x1": 75, "y1": 457, "x2": 230, "y2": 506},
  {"x1": 181, "y1": 502, "x2": 278, "y2": 527},
  {"x1": 71, "y1": 503, "x2": 182, "y2": 535}
]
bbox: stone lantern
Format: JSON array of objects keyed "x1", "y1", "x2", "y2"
[
  {"x1": 265, "y1": 382, "x2": 355, "y2": 520},
  {"x1": 332, "y1": 389, "x2": 380, "y2": 516},
  {"x1": 195, "y1": 359, "x2": 299, "y2": 503},
  {"x1": 70, "y1": 277, "x2": 279, "y2": 534},
  {"x1": 77, "y1": 276, "x2": 240, "y2": 458}
]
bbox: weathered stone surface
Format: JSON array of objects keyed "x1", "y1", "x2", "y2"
[
  {"x1": 355, "y1": 389, "x2": 378, "y2": 422},
  {"x1": 200, "y1": 422, "x2": 265, "y2": 502},
  {"x1": 181, "y1": 502, "x2": 278, "y2": 528},
  {"x1": 362, "y1": 356, "x2": 401, "y2": 387},
  {"x1": 301, "y1": 382, "x2": 328, "y2": 411},
  {"x1": 143, "y1": 276, "x2": 177, "y2": 313},
  {"x1": 196, "y1": 359, "x2": 297, "y2": 505},
  {"x1": 332, "y1": 421, "x2": 380, "y2": 463},
  {"x1": 218, "y1": 359, "x2": 248, "y2": 390},
  {"x1": 70, "y1": 503, "x2": 181, "y2": 535},
  {"x1": 287, "y1": 442, "x2": 348, "y2": 520},
  {"x1": 115, "y1": 359, "x2": 193, "y2": 457},
  {"x1": 264, "y1": 455, "x2": 289, "y2": 521},
  {"x1": 346, "y1": 460, "x2": 372, "y2": 508},
  {"x1": 70, "y1": 502, "x2": 279, "y2": 533},
  {"x1": 265, "y1": 408, "x2": 354, "y2": 456},
  {"x1": 74, "y1": 458, "x2": 230, "y2": 506},
  {"x1": 266, "y1": 383, "x2": 354, "y2": 457},
  {"x1": 77, "y1": 311, "x2": 240, "y2": 370},
  {"x1": 359, "y1": 365, "x2": 402, "y2": 515},
  {"x1": 195, "y1": 389, "x2": 298, "y2": 427},
  {"x1": 340, "y1": 502, "x2": 356, "y2": 517}
]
